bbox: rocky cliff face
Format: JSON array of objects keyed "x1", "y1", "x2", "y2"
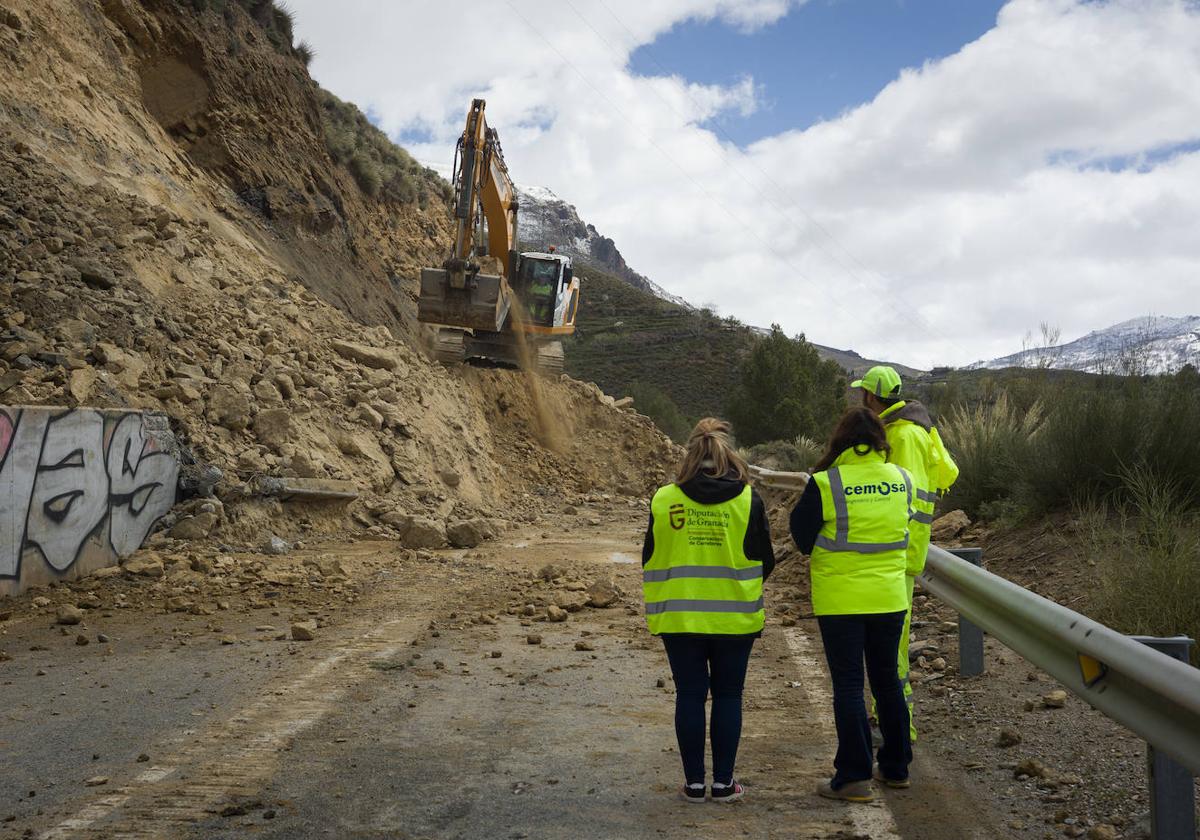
[{"x1": 0, "y1": 0, "x2": 678, "y2": 556}]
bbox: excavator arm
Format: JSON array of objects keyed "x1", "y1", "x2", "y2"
[{"x1": 418, "y1": 99, "x2": 517, "y2": 330}]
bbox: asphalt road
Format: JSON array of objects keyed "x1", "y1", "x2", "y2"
[{"x1": 1, "y1": 517, "x2": 1013, "y2": 840}]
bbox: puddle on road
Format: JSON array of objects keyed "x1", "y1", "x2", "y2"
[{"x1": 608, "y1": 552, "x2": 637, "y2": 564}]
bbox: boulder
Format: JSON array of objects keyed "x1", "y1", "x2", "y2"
[
  {"x1": 291, "y1": 622, "x2": 316, "y2": 641},
  {"x1": 553, "y1": 590, "x2": 589, "y2": 613},
  {"x1": 253, "y1": 408, "x2": 294, "y2": 449},
  {"x1": 330, "y1": 339, "x2": 399, "y2": 370},
  {"x1": 56, "y1": 604, "x2": 84, "y2": 625},
  {"x1": 207, "y1": 386, "x2": 252, "y2": 431},
  {"x1": 447, "y1": 518, "x2": 494, "y2": 548},
  {"x1": 123, "y1": 554, "x2": 164, "y2": 577},
  {"x1": 586, "y1": 578, "x2": 621, "y2": 608},
  {"x1": 261, "y1": 535, "x2": 291, "y2": 556},
  {"x1": 168, "y1": 511, "x2": 218, "y2": 541},
  {"x1": 931, "y1": 509, "x2": 971, "y2": 541},
  {"x1": 402, "y1": 517, "x2": 447, "y2": 550}
]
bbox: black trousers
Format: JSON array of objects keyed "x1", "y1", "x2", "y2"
[
  {"x1": 817, "y1": 611, "x2": 912, "y2": 785},
  {"x1": 661, "y1": 635, "x2": 756, "y2": 785}
]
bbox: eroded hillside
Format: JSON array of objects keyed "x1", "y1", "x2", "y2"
[{"x1": 0, "y1": 0, "x2": 678, "y2": 558}]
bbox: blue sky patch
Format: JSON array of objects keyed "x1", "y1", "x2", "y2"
[{"x1": 630, "y1": 0, "x2": 1006, "y2": 146}]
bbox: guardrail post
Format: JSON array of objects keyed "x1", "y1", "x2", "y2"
[
  {"x1": 947, "y1": 548, "x2": 984, "y2": 677},
  {"x1": 1131, "y1": 636, "x2": 1197, "y2": 840}
]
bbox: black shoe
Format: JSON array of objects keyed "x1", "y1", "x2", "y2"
[
  {"x1": 680, "y1": 783, "x2": 707, "y2": 803},
  {"x1": 711, "y1": 780, "x2": 745, "y2": 803}
]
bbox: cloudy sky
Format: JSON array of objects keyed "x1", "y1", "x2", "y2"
[{"x1": 289, "y1": 0, "x2": 1200, "y2": 369}]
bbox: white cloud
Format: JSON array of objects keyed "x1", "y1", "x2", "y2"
[{"x1": 289, "y1": 0, "x2": 1200, "y2": 369}]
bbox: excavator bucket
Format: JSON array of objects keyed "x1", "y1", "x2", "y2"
[{"x1": 417, "y1": 267, "x2": 511, "y2": 333}]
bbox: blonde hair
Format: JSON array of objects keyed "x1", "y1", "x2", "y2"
[{"x1": 676, "y1": 417, "x2": 751, "y2": 485}]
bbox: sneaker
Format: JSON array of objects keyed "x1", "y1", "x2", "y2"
[
  {"x1": 710, "y1": 780, "x2": 745, "y2": 803},
  {"x1": 872, "y1": 767, "x2": 910, "y2": 789},
  {"x1": 680, "y1": 783, "x2": 707, "y2": 804},
  {"x1": 816, "y1": 779, "x2": 875, "y2": 803}
]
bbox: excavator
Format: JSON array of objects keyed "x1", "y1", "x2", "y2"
[{"x1": 417, "y1": 99, "x2": 580, "y2": 375}]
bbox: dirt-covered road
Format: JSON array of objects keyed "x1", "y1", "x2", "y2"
[{"x1": 2, "y1": 511, "x2": 1013, "y2": 840}]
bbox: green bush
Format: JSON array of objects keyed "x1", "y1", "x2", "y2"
[
  {"x1": 348, "y1": 153, "x2": 381, "y2": 197},
  {"x1": 294, "y1": 39, "x2": 315, "y2": 67},
  {"x1": 940, "y1": 392, "x2": 1043, "y2": 518},
  {"x1": 624, "y1": 382, "x2": 690, "y2": 443},
  {"x1": 1081, "y1": 466, "x2": 1200, "y2": 664},
  {"x1": 939, "y1": 370, "x2": 1200, "y2": 518},
  {"x1": 318, "y1": 90, "x2": 448, "y2": 206},
  {"x1": 743, "y1": 435, "x2": 823, "y2": 473},
  {"x1": 725, "y1": 325, "x2": 846, "y2": 447}
]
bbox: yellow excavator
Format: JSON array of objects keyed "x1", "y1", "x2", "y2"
[{"x1": 417, "y1": 99, "x2": 580, "y2": 374}]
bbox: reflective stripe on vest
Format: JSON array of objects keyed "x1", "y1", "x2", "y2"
[
  {"x1": 644, "y1": 483, "x2": 763, "y2": 635},
  {"x1": 812, "y1": 465, "x2": 912, "y2": 554}
]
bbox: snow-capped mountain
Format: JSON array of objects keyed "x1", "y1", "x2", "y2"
[
  {"x1": 515, "y1": 185, "x2": 690, "y2": 308},
  {"x1": 969, "y1": 316, "x2": 1200, "y2": 375}
]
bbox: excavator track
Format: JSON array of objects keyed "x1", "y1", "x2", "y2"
[{"x1": 433, "y1": 329, "x2": 466, "y2": 365}]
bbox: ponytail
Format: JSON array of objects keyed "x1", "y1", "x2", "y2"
[{"x1": 676, "y1": 417, "x2": 751, "y2": 485}]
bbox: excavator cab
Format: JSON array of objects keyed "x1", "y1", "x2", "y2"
[{"x1": 514, "y1": 253, "x2": 575, "y2": 328}]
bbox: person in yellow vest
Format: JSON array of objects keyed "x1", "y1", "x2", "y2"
[
  {"x1": 642, "y1": 417, "x2": 776, "y2": 804},
  {"x1": 854, "y1": 365, "x2": 959, "y2": 743},
  {"x1": 790, "y1": 407, "x2": 914, "y2": 801}
]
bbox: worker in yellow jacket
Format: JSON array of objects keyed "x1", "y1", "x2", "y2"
[
  {"x1": 854, "y1": 366, "x2": 959, "y2": 742},
  {"x1": 642, "y1": 418, "x2": 776, "y2": 804},
  {"x1": 790, "y1": 407, "x2": 914, "y2": 801}
]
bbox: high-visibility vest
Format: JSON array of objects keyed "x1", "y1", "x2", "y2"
[
  {"x1": 809, "y1": 448, "x2": 912, "y2": 616},
  {"x1": 880, "y1": 402, "x2": 959, "y2": 576},
  {"x1": 643, "y1": 483, "x2": 764, "y2": 635}
]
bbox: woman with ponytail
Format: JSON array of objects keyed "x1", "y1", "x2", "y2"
[{"x1": 641, "y1": 418, "x2": 776, "y2": 804}]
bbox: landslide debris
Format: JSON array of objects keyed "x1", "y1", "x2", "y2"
[{"x1": 0, "y1": 0, "x2": 679, "y2": 567}]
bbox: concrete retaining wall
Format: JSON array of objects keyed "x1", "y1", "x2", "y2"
[{"x1": 1, "y1": 406, "x2": 179, "y2": 597}]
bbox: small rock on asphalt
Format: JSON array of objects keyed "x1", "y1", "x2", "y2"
[
  {"x1": 290, "y1": 622, "x2": 316, "y2": 641},
  {"x1": 56, "y1": 605, "x2": 84, "y2": 625}
]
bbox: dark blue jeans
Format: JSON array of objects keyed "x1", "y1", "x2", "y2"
[
  {"x1": 817, "y1": 611, "x2": 912, "y2": 786},
  {"x1": 661, "y1": 635, "x2": 756, "y2": 785}
]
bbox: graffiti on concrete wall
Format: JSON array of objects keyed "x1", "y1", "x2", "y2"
[{"x1": 0, "y1": 407, "x2": 179, "y2": 586}]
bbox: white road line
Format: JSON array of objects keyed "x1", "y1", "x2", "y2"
[
  {"x1": 39, "y1": 796, "x2": 131, "y2": 840},
  {"x1": 38, "y1": 620, "x2": 418, "y2": 839},
  {"x1": 784, "y1": 627, "x2": 904, "y2": 840}
]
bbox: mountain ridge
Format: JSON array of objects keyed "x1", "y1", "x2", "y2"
[
  {"x1": 516, "y1": 185, "x2": 921, "y2": 378},
  {"x1": 969, "y1": 315, "x2": 1200, "y2": 375}
]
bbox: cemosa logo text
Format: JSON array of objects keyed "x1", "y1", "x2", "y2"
[{"x1": 668, "y1": 503, "x2": 686, "y2": 530}]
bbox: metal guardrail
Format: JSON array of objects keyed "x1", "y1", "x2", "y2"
[
  {"x1": 748, "y1": 467, "x2": 1200, "y2": 777},
  {"x1": 747, "y1": 465, "x2": 810, "y2": 493},
  {"x1": 919, "y1": 544, "x2": 1200, "y2": 776}
]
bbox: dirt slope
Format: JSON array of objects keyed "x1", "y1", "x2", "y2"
[{"x1": 0, "y1": 0, "x2": 679, "y2": 550}]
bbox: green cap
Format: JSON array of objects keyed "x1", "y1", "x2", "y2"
[{"x1": 851, "y1": 365, "x2": 902, "y2": 399}]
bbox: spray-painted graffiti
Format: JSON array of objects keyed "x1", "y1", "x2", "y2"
[{"x1": 0, "y1": 407, "x2": 179, "y2": 595}]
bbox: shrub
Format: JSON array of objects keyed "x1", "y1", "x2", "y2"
[
  {"x1": 939, "y1": 370, "x2": 1200, "y2": 518},
  {"x1": 939, "y1": 392, "x2": 1042, "y2": 518},
  {"x1": 623, "y1": 382, "x2": 690, "y2": 443},
  {"x1": 742, "y1": 435, "x2": 822, "y2": 473},
  {"x1": 294, "y1": 39, "x2": 315, "y2": 67},
  {"x1": 318, "y1": 90, "x2": 447, "y2": 206},
  {"x1": 1081, "y1": 466, "x2": 1200, "y2": 665},
  {"x1": 348, "y1": 153, "x2": 381, "y2": 197}
]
